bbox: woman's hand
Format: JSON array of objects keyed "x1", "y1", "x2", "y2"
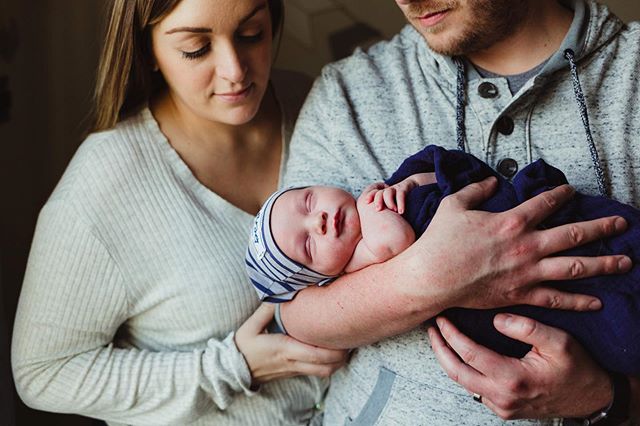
[
  {"x1": 428, "y1": 315, "x2": 613, "y2": 419},
  {"x1": 235, "y1": 304, "x2": 349, "y2": 385},
  {"x1": 409, "y1": 177, "x2": 631, "y2": 311}
]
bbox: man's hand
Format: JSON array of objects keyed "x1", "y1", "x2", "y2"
[
  {"x1": 280, "y1": 177, "x2": 631, "y2": 349},
  {"x1": 428, "y1": 315, "x2": 612, "y2": 419},
  {"x1": 408, "y1": 177, "x2": 631, "y2": 312}
]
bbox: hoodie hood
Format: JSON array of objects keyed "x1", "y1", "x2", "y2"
[{"x1": 406, "y1": 0, "x2": 626, "y2": 82}]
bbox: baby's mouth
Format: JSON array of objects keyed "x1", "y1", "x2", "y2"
[{"x1": 333, "y1": 209, "x2": 342, "y2": 237}]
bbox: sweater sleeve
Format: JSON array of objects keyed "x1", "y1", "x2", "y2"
[{"x1": 12, "y1": 201, "x2": 256, "y2": 425}]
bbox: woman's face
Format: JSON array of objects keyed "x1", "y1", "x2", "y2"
[{"x1": 151, "y1": 0, "x2": 273, "y2": 125}]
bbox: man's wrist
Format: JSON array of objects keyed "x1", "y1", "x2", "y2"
[{"x1": 567, "y1": 372, "x2": 630, "y2": 425}]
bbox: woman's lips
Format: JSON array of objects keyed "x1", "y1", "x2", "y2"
[
  {"x1": 216, "y1": 84, "x2": 253, "y2": 103},
  {"x1": 418, "y1": 9, "x2": 450, "y2": 27}
]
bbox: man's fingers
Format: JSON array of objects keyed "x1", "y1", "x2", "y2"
[
  {"x1": 427, "y1": 324, "x2": 492, "y2": 397},
  {"x1": 522, "y1": 286, "x2": 602, "y2": 311},
  {"x1": 493, "y1": 314, "x2": 573, "y2": 358},
  {"x1": 537, "y1": 254, "x2": 631, "y2": 282},
  {"x1": 435, "y1": 317, "x2": 505, "y2": 377},
  {"x1": 508, "y1": 184, "x2": 575, "y2": 226},
  {"x1": 445, "y1": 177, "x2": 497, "y2": 210},
  {"x1": 537, "y1": 216, "x2": 627, "y2": 255}
]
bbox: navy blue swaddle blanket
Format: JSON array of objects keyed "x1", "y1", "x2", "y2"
[{"x1": 385, "y1": 145, "x2": 640, "y2": 375}]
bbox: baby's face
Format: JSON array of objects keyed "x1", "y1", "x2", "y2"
[{"x1": 271, "y1": 186, "x2": 362, "y2": 276}]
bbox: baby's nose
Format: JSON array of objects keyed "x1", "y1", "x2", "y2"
[{"x1": 315, "y1": 212, "x2": 327, "y2": 235}]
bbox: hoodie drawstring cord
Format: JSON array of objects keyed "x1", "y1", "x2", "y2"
[
  {"x1": 455, "y1": 58, "x2": 467, "y2": 152},
  {"x1": 564, "y1": 49, "x2": 608, "y2": 197},
  {"x1": 453, "y1": 51, "x2": 608, "y2": 197}
]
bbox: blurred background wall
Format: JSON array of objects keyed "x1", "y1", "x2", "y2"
[{"x1": 1, "y1": 1, "x2": 638, "y2": 424}]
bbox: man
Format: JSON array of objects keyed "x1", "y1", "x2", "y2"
[{"x1": 282, "y1": 0, "x2": 639, "y2": 424}]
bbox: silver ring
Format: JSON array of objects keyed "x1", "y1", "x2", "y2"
[{"x1": 472, "y1": 393, "x2": 483, "y2": 403}]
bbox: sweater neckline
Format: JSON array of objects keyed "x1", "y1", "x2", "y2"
[{"x1": 139, "y1": 105, "x2": 285, "y2": 220}]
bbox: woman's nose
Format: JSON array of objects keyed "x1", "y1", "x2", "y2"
[{"x1": 215, "y1": 42, "x2": 247, "y2": 83}]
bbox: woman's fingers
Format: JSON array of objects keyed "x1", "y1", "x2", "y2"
[
  {"x1": 536, "y1": 216, "x2": 627, "y2": 255},
  {"x1": 240, "y1": 303, "x2": 275, "y2": 334},
  {"x1": 283, "y1": 337, "x2": 349, "y2": 365},
  {"x1": 291, "y1": 360, "x2": 346, "y2": 378}
]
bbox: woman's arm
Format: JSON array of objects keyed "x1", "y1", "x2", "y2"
[
  {"x1": 281, "y1": 180, "x2": 629, "y2": 349},
  {"x1": 12, "y1": 202, "x2": 346, "y2": 424}
]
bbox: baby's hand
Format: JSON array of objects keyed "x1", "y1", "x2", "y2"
[{"x1": 362, "y1": 173, "x2": 437, "y2": 214}]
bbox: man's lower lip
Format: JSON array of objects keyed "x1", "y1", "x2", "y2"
[
  {"x1": 216, "y1": 84, "x2": 253, "y2": 102},
  {"x1": 418, "y1": 10, "x2": 449, "y2": 27}
]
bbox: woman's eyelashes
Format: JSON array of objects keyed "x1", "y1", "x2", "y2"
[
  {"x1": 181, "y1": 43, "x2": 211, "y2": 60},
  {"x1": 237, "y1": 31, "x2": 264, "y2": 43},
  {"x1": 180, "y1": 30, "x2": 264, "y2": 61}
]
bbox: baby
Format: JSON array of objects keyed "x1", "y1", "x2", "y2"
[
  {"x1": 245, "y1": 173, "x2": 434, "y2": 302},
  {"x1": 246, "y1": 145, "x2": 640, "y2": 375}
]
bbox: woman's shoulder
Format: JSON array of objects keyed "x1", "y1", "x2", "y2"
[{"x1": 48, "y1": 108, "x2": 162, "y2": 207}]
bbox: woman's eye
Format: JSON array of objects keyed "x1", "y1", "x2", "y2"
[
  {"x1": 237, "y1": 31, "x2": 264, "y2": 43},
  {"x1": 181, "y1": 43, "x2": 211, "y2": 60}
]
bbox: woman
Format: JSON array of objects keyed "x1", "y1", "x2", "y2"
[{"x1": 11, "y1": 0, "x2": 347, "y2": 424}]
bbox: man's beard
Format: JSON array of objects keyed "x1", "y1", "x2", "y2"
[{"x1": 407, "y1": 0, "x2": 529, "y2": 56}]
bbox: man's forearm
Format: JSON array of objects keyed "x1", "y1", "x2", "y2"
[{"x1": 280, "y1": 248, "x2": 445, "y2": 349}]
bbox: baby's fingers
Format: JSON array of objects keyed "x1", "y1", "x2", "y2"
[
  {"x1": 374, "y1": 190, "x2": 386, "y2": 211},
  {"x1": 397, "y1": 190, "x2": 408, "y2": 214},
  {"x1": 383, "y1": 188, "x2": 398, "y2": 211},
  {"x1": 363, "y1": 182, "x2": 387, "y2": 203}
]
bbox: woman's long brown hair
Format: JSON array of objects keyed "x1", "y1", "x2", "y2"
[{"x1": 92, "y1": 0, "x2": 284, "y2": 132}]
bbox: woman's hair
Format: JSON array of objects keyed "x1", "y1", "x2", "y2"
[{"x1": 92, "y1": 0, "x2": 284, "y2": 132}]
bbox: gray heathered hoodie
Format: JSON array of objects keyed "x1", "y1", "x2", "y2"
[{"x1": 283, "y1": 1, "x2": 640, "y2": 424}]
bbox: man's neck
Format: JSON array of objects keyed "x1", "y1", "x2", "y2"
[{"x1": 467, "y1": 0, "x2": 574, "y2": 75}]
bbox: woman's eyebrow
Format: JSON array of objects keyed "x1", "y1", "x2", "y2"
[
  {"x1": 165, "y1": 27, "x2": 210, "y2": 35},
  {"x1": 165, "y1": 3, "x2": 267, "y2": 35}
]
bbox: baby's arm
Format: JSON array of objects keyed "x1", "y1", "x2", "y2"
[{"x1": 344, "y1": 183, "x2": 416, "y2": 273}]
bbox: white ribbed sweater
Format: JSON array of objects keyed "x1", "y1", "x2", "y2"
[{"x1": 12, "y1": 72, "x2": 326, "y2": 425}]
